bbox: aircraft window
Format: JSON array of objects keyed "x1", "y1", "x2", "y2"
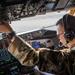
[
  {"x1": 52, "y1": 0, "x2": 69, "y2": 10},
  {"x1": 45, "y1": 3, "x2": 55, "y2": 10},
  {"x1": 10, "y1": 11, "x2": 69, "y2": 33}
]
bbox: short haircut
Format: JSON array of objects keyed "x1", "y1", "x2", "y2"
[{"x1": 56, "y1": 14, "x2": 75, "y2": 32}]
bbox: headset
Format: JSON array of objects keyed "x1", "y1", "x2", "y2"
[{"x1": 62, "y1": 14, "x2": 75, "y2": 43}]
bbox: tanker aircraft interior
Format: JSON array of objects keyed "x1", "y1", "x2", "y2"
[{"x1": 0, "y1": 0, "x2": 75, "y2": 75}]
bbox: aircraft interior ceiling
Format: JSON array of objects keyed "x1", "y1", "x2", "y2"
[{"x1": 0, "y1": 0, "x2": 75, "y2": 22}]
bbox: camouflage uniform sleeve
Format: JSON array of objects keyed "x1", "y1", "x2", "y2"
[
  {"x1": 38, "y1": 49, "x2": 72, "y2": 74},
  {"x1": 8, "y1": 36, "x2": 39, "y2": 66}
]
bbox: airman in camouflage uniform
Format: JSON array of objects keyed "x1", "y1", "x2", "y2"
[
  {"x1": 8, "y1": 35, "x2": 75, "y2": 75},
  {"x1": 0, "y1": 14, "x2": 75, "y2": 75}
]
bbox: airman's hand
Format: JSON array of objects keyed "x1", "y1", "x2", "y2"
[{"x1": 0, "y1": 22, "x2": 13, "y2": 34}]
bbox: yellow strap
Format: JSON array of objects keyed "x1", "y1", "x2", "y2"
[{"x1": 70, "y1": 10, "x2": 75, "y2": 15}]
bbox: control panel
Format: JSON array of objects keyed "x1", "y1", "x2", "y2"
[
  {"x1": 18, "y1": 29, "x2": 56, "y2": 41},
  {"x1": 0, "y1": 33, "x2": 22, "y2": 75},
  {"x1": 18, "y1": 29, "x2": 56, "y2": 49},
  {"x1": 27, "y1": 39, "x2": 54, "y2": 48}
]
